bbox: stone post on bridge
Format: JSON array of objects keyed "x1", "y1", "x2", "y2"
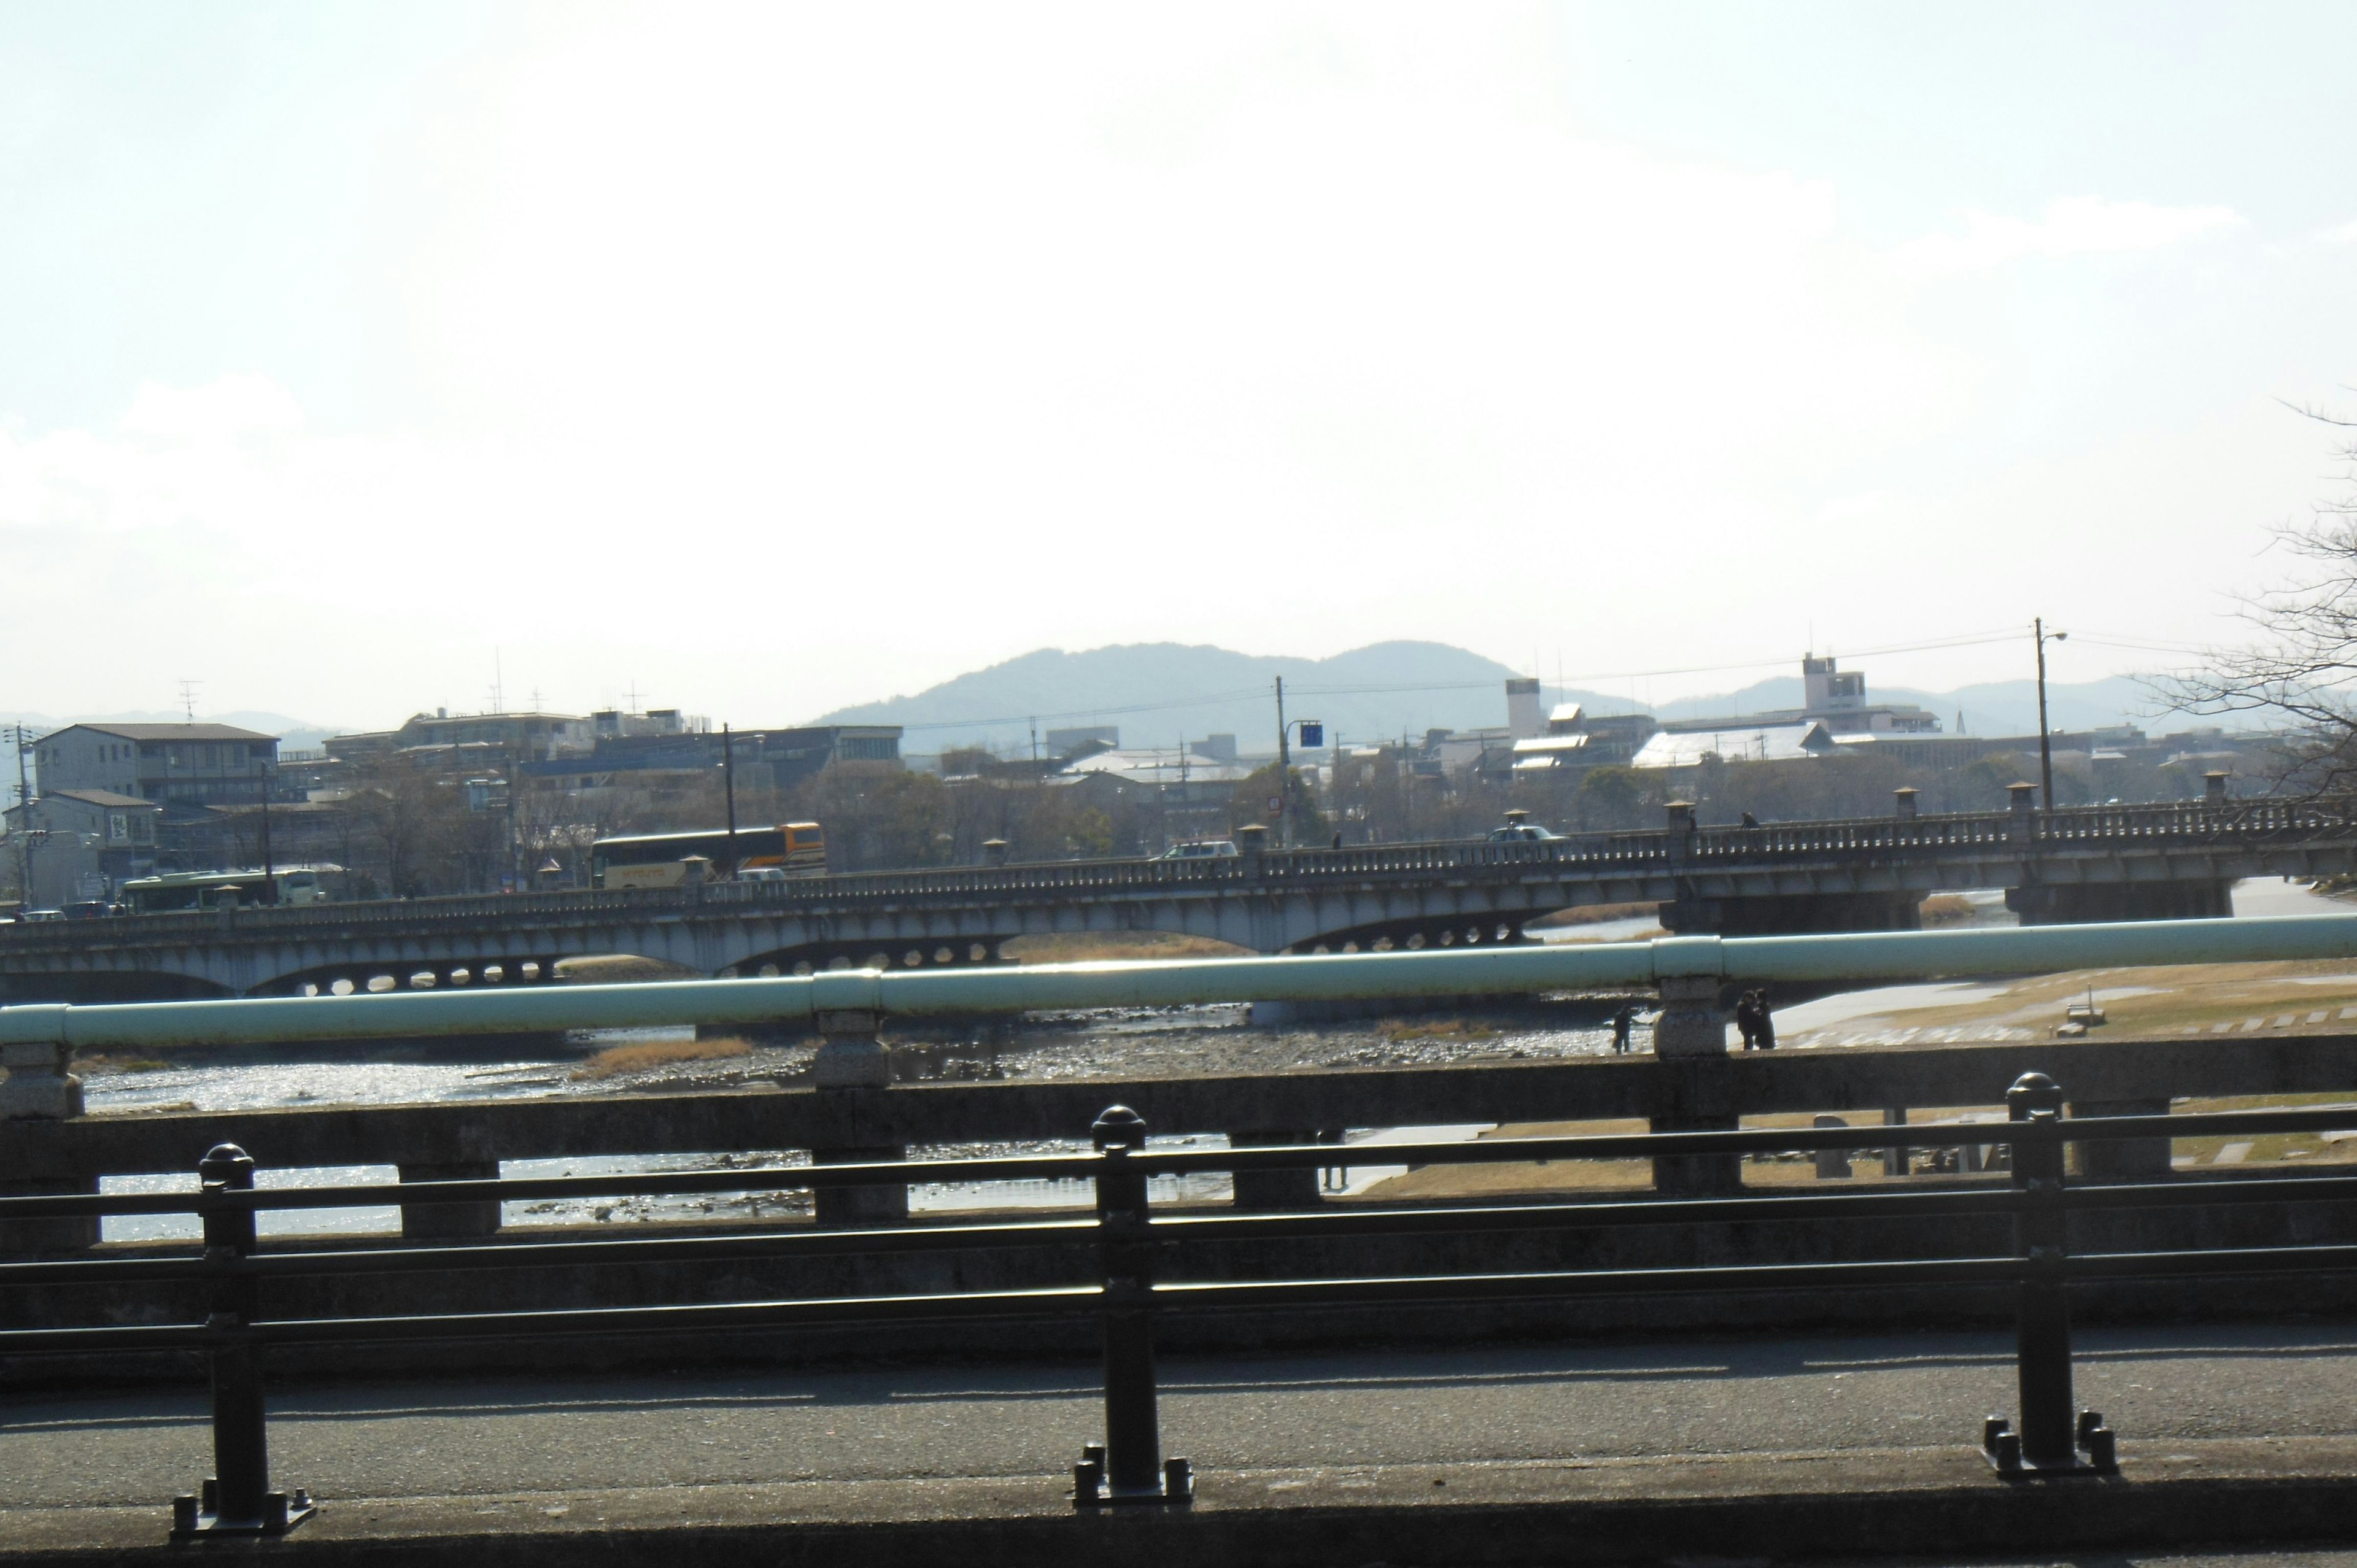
[
  {"x1": 1894, "y1": 787, "x2": 1919, "y2": 821},
  {"x1": 2007, "y1": 781, "x2": 2037, "y2": 837},
  {"x1": 2205, "y1": 770, "x2": 2231, "y2": 808}
]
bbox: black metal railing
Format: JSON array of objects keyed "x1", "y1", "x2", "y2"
[{"x1": 7, "y1": 1073, "x2": 2357, "y2": 1534}]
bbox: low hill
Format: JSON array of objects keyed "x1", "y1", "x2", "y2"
[
  {"x1": 817, "y1": 641, "x2": 1639, "y2": 756},
  {"x1": 824, "y1": 643, "x2": 2236, "y2": 759}
]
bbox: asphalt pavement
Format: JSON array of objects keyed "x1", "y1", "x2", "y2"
[{"x1": 5, "y1": 1319, "x2": 2355, "y2": 1511}]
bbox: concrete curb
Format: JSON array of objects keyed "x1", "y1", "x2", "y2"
[{"x1": 5, "y1": 1438, "x2": 2356, "y2": 1565}]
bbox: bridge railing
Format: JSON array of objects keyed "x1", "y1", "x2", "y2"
[
  {"x1": 6, "y1": 1081, "x2": 2357, "y2": 1533},
  {"x1": 11, "y1": 796, "x2": 2356, "y2": 949}
]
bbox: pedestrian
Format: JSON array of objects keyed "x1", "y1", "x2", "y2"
[
  {"x1": 1740, "y1": 811, "x2": 1760, "y2": 828},
  {"x1": 1754, "y1": 991, "x2": 1777, "y2": 1050},
  {"x1": 1734, "y1": 990, "x2": 1762, "y2": 1050},
  {"x1": 1611, "y1": 1003, "x2": 1637, "y2": 1054}
]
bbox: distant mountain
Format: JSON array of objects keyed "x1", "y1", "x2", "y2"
[
  {"x1": 824, "y1": 641, "x2": 2251, "y2": 759},
  {"x1": 817, "y1": 641, "x2": 1630, "y2": 756}
]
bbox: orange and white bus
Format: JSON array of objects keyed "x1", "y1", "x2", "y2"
[{"x1": 589, "y1": 824, "x2": 826, "y2": 889}]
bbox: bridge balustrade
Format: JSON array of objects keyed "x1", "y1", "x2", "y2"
[
  {"x1": 9, "y1": 1082, "x2": 2357, "y2": 1535},
  {"x1": 15, "y1": 797, "x2": 2353, "y2": 954}
]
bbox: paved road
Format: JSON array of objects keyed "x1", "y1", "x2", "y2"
[{"x1": 6, "y1": 1321, "x2": 2356, "y2": 1510}]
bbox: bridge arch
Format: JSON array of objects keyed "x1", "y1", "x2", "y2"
[
  {"x1": 254, "y1": 957, "x2": 568, "y2": 1000},
  {"x1": 0, "y1": 970, "x2": 235, "y2": 1005},
  {"x1": 724, "y1": 937, "x2": 1013, "y2": 978},
  {"x1": 1283, "y1": 915, "x2": 1536, "y2": 957}
]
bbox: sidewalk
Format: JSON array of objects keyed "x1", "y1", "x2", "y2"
[{"x1": 7, "y1": 1323, "x2": 2357, "y2": 1563}]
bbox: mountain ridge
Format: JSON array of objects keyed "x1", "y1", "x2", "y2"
[{"x1": 818, "y1": 641, "x2": 2224, "y2": 755}]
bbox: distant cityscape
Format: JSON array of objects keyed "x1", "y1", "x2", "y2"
[{"x1": 1, "y1": 652, "x2": 2279, "y2": 915}]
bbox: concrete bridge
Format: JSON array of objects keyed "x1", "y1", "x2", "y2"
[{"x1": 6, "y1": 792, "x2": 2355, "y2": 1002}]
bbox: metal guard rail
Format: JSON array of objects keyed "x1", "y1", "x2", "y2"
[
  {"x1": 8, "y1": 1077, "x2": 2357, "y2": 1532},
  {"x1": 7, "y1": 794, "x2": 2356, "y2": 949},
  {"x1": 14, "y1": 911, "x2": 2357, "y2": 1045}
]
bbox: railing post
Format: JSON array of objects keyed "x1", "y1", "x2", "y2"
[
  {"x1": 1982, "y1": 1074, "x2": 2114, "y2": 1476},
  {"x1": 1075, "y1": 1105, "x2": 1191, "y2": 1508},
  {"x1": 175, "y1": 1144, "x2": 313, "y2": 1539},
  {"x1": 1883, "y1": 1108, "x2": 1908, "y2": 1178}
]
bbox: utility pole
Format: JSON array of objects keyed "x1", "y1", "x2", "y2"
[
  {"x1": 1274, "y1": 677, "x2": 1291, "y2": 850},
  {"x1": 2034, "y1": 619, "x2": 2068, "y2": 809},
  {"x1": 721, "y1": 723, "x2": 738, "y2": 878},
  {"x1": 6, "y1": 724, "x2": 37, "y2": 905}
]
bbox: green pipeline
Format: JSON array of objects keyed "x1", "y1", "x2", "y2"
[{"x1": 5, "y1": 913, "x2": 2356, "y2": 1049}]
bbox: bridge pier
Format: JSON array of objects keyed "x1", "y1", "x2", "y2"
[
  {"x1": 1228, "y1": 1130, "x2": 1327, "y2": 1210},
  {"x1": 1648, "y1": 977, "x2": 1741, "y2": 1195},
  {"x1": 1662, "y1": 891, "x2": 1923, "y2": 936},
  {"x1": 2007, "y1": 881, "x2": 2234, "y2": 925},
  {"x1": 811, "y1": 1010, "x2": 908, "y2": 1224},
  {"x1": 2071, "y1": 1098, "x2": 2175, "y2": 1181},
  {"x1": 397, "y1": 1160, "x2": 503, "y2": 1238}
]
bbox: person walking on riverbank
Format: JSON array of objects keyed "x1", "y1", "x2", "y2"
[{"x1": 1611, "y1": 1004, "x2": 1638, "y2": 1054}]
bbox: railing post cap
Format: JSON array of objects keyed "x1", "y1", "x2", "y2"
[
  {"x1": 199, "y1": 1144, "x2": 255, "y2": 1183},
  {"x1": 2006, "y1": 1072, "x2": 2064, "y2": 1117},
  {"x1": 1092, "y1": 1105, "x2": 1148, "y2": 1150}
]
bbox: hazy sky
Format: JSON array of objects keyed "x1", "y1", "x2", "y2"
[{"x1": 4, "y1": 2, "x2": 2353, "y2": 729}]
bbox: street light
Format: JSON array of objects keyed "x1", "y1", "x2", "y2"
[{"x1": 2034, "y1": 619, "x2": 2069, "y2": 810}]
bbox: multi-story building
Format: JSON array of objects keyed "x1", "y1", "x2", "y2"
[
  {"x1": 3, "y1": 789, "x2": 164, "y2": 907},
  {"x1": 29, "y1": 724, "x2": 279, "y2": 808}
]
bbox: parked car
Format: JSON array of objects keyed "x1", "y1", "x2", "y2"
[{"x1": 1159, "y1": 840, "x2": 1240, "y2": 860}]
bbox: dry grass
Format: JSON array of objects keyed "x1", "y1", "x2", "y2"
[
  {"x1": 1527, "y1": 902, "x2": 1660, "y2": 929},
  {"x1": 1918, "y1": 894, "x2": 1976, "y2": 927},
  {"x1": 1790, "y1": 957, "x2": 2357, "y2": 1048},
  {"x1": 1373, "y1": 1017, "x2": 1501, "y2": 1043},
  {"x1": 571, "y1": 1036, "x2": 751, "y2": 1080},
  {"x1": 73, "y1": 1053, "x2": 174, "y2": 1075},
  {"x1": 1000, "y1": 931, "x2": 1253, "y2": 964},
  {"x1": 557, "y1": 954, "x2": 703, "y2": 985}
]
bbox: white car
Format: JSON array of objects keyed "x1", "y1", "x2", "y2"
[{"x1": 1159, "y1": 840, "x2": 1240, "y2": 860}]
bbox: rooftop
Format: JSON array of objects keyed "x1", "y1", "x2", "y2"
[{"x1": 55, "y1": 722, "x2": 276, "y2": 743}]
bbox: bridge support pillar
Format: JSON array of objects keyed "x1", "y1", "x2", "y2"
[
  {"x1": 2007, "y1": 882, "x2": 2234, "y2": 925},
  {"x1": 811, "y1": 1010, "x2": 908, "y2": 1226},
  {"x1": 397, "y1": 1161, "x2": 502, "y2": 1238},
  {"x1": 1649, "y1": 978, "x2": 1741, "y2": 1195},
  {"x1": 0, "y1": 1037, "x2": 83, "y2": 1122},
  {"x1": 2072, "y1": 1098, "x2": 2174, "y2": 1181},
  {"x1": 1228, "y1": 1130, "x2": 1324, "y2": 1210},
  {"x1": 0, "y1": 1176, "x2": 99, "y2": 1252}
]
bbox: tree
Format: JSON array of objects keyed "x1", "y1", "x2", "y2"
[
  {"x1": 1569, "y1": 766, "x2": 1650, "y2": 832},
  {"x1": 2162, "y1": 404, "x2": 2357, "y2": 795}
]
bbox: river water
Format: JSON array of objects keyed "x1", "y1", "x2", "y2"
[{"x1": 79, "y1": 878, "x2": 2344, "y2": 1241}]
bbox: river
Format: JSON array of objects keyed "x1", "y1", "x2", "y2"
[{"x1": 79, "y1": 878, "x2": 2343, "y2": 1240}]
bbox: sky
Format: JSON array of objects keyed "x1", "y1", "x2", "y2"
[{"x1": 2, "y1": 1, "x2": 2353, "y2": 732}]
